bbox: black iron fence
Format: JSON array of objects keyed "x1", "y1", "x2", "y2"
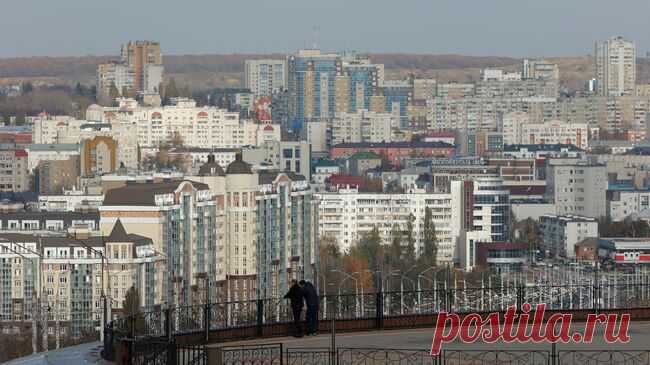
[
  {"x1": 109, "y1": 284, "x2": 650, "y2": 340},
  {"x1": 104, "y1": 284, "x2": 650, "y2": 364},
  {"x1": 129, "y1": 344, "x2": 650, "y2": 365}
]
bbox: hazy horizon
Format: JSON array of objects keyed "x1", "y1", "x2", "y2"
[{"x1": 2, "y1": 0, "x2": 649, "y2": 58}]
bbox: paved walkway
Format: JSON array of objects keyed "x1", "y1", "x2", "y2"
[
  {"x1": 4, "y1": 342, "x2": 105, "y2": 365},
  {"x1": 221, "y1": 321, "x2": 650, "y2": 351}
]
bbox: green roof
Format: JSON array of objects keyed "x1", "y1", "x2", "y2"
[
  {"x1": 350, "y1": 151, "x2": 381, "y2": 160},
  {"x1": 314, "y1": 159, "x2": 339, "y2": 168}
]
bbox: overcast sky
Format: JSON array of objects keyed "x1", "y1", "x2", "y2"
[{"x1": 2, "y1": 0, "x2": 649, "y2": 58}]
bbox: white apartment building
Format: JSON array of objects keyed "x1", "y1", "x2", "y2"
[
  {"x1": 32, "y1": 116, "x2": 88, "y2": 145},
  {"x1": 540, "y1": 215, "x2": 599, "y2": 258},
  {"x1": 545, "y1": 158, "x2": 607, "y2": 219},
  {"x1": 317, "y1": 187, "x2": 463, "y2": 264},
  {"x1": 96, "y1": 62, "x2": 135, "y2": 103},
  {"x1": 133, "y1": 98, "x2": 279, "y2": 149},
  {"x1": 502, "y1": 111, "x2": 530, "y2": 145},
  {"x1": 520, "y1": 120, "x2": 590, "y2": 149},
  {"x1": 481, "y1": 69, "x2": 522, "y2": 81},
  {"x1": 38, "y1": 189, "x2": 104, "y2": 212},
  {"x1": 331, "y1": 110, "x2": 397, "y2": 145},
  {"x1": 595, "y1": 37, "x2": 636, "y2": 97},
  {"x1": 26, "y1": 144, "x2": 80, "y2": 171},
  {"x1": 244, "y1": 59, "x2": 287, "y2": 98},
  {"x1": 523, "y1": 59, "x2": 560, "y2": 81},
  {"x1": 608, "y1": 189, "x2": 650, "y2": 222}
]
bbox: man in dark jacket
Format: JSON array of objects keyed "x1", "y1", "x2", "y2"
[
  {"x1": 300, "y1": 280, "x2": 319, "y2": 335},
  {"x1": 284, "y1": 279, "x2": 304, "y2": 337}
]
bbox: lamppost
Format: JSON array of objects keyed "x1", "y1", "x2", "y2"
[{"x1": 331, "y1": 269, "x2": 359, "y2": 317}]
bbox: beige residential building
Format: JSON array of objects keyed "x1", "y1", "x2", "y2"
[
  {"x1": 0, "y1": 148, "x2": 29, "y2": 192},
  {"x1": 595, "y1": 36, "x2": 636, "y2": 96}
]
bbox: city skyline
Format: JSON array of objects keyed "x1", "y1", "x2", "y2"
[{"x1": 2, "y1": 0, "x2": 650, "y2": 58}]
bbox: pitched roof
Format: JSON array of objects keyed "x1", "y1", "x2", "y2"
[
  {"x1": 106, "y1": 219, "x2": 129, "y2": 243},
  {"x1": 103, "y1": 180, "x2": 209, "y2": 206}
]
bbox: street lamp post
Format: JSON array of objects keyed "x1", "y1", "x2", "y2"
[{"x1": 331, "y1": 270, "x2": 358, "y2": 317}]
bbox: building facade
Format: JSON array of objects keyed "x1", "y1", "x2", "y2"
[{"x1": 595, "y1": 37, "x2": 636, "y2": 97}]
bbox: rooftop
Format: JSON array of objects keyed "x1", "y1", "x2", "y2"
[
  {"x1": 504, "y1": 144, "x2": 583, "y2": 152},
  {"x1": 103, "y1": 180, "x2": 209, "y2": 206},
  {"x1": 333, "y1": 141, "x2": 454, "y2": 149}
]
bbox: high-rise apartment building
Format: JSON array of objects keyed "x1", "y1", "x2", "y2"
[
  {"x1": 97, "y1": 41, "x2": 163, "y2": 105},
  {"x1": 121, "y1": 41, "x2": 162, "y2": 93},
  {"x1": 244, "y1": 60, "x2": 287, "y2": 98},
  {"x1": 595, "y1": 37, "x2": 636, "y2": 96},
  {"x1": 287, "y1": 50, "x2": 383, "y2": 128}
]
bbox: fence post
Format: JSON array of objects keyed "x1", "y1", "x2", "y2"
[
  {"x1": 375, "y1": 291, "x2": 383, "y2": 329},
  {"x1": 165, "y1": 308, "x2": 172, "y2": 342},
  {"x1": 130, "y1": 315, "x2": 136, "y2": 339},
  {"x1": 256, "y1": 299, "x2": 264, "y2": 337},
  {"x1": 166, "y1": 340, "x2": 177, "y2": 365},
  {"x1": 204, "y1": 303, "x2": 210, "y2": 343}
]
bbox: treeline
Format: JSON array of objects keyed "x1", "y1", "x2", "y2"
[{"x1": 0, "y1": 83, "x2": 95, "y2": 122}]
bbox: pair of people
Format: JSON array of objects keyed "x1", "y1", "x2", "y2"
[{"x1": 284, "y1": 279, "x2": 319, "y2": 337}]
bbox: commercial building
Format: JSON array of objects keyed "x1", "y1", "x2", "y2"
[
  {"x1": 0, "y1": 148, "x2": 29, "y2": 192},
  {"x1": 522, "y1": 59, "x2": 560, "y2": 81},
  {"x1": 540, "y1": 215, "x2": 599, "y2": 258},
  {"x1": 545, "y1": 158, "x2": 607, "y2": 218},
  {"x1": 244, "y1": 59, "x2": 287, "y2": 98},
  {"x1": 595, "y1": 37, "x2": 636, "y2": 96}
]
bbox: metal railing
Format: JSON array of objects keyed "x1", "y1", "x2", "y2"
[{"x1": 104, "y1": 283, "x2": 650, "y2": 364}]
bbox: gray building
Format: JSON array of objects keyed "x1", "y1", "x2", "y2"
[
  {"x1": 540, "y1": 215, "x2": 599, "y2": 258},
  {"x1": 242, "y1": 141, "x2": 311, "y2": 181},
  {"x1": 545, "y1": 158, "x2": 607, "y2": 219}
]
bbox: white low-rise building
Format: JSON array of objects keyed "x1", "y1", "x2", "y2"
[
  {"x1": 608, "y1": 189, "x2": 650, "y2": 222},
  {"x1": 540, "y1": 215, "x2": 599, "y2": 258}
]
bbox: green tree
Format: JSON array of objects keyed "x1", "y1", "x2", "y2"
[
  {"x1": 404, "y1": 213, "x2": 416, "y2": 267},
  {"x1": 421, "y1": 207, "x2": 438, "y2": 266},
  {"x1": 355, "y1": 227, "x2": 383, "y2": 274},
  {"x1": 165, "y1": 78, "x2": 179, "y2": 102},
  {"x1": 388, "y1": 223, "x2": 403, "y2": 270}
]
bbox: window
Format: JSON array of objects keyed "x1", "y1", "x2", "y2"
[{"x1": 283, "y1": 149, "x2": 293, "y2": 158}]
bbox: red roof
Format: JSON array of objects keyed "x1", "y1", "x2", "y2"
[
  {"x1": 14, "y1": 150, "x2": 28, "y2": 158},
  {"x1": 329, "y1": 175, "x2": 365, "y2": 187},
  {"x1": 197, "y1": 111, "x2": 209, "y2": 118},
  {"x1": 263, "y1": 124, "x2": 274, "y2": 132},
  {"x1": 151, "y1": 112, "x2": 162, "y2": 119}
]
